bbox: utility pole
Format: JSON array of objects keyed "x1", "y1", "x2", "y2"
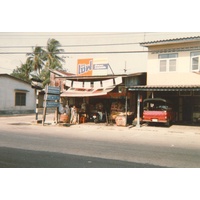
[{"x1": 136, "y1": 92, "x2": 141, "y2": 128}]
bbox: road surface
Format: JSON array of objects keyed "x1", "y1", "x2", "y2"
[{"x1": 0, "y1": 114, "x2": 200, "y2": 168}]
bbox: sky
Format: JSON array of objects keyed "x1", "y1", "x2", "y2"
[
  {"x1": 1, "y1": 1, "x2": 200, "y2": 76},
  {"x1": 1, "y1": 32, "x2": 200, "y2": 75}
]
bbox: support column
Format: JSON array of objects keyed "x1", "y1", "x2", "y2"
[
  {"x1": 125, "y1": 90, "x2": 128, "y2": 126},
  {"x1": 136, "y1": 92, "x2": 141, "y2": 128}
]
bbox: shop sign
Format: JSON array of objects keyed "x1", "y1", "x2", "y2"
[
  {"x1": 77, "y1": 58, "x2": 109, "y2": 76},
  {"x1": 77, "y1": 58, "x2": 93, "y2": 76}
]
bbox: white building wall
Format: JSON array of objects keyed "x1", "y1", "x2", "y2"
[
  {"x1": 0, "y1": 75, "x2": 36, "y2": 114},
  {"x1": 147, "y1": 51, "x2": 200, "y2": 85}
]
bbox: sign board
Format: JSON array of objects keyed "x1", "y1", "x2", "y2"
[
  {"x1": 44, "y1": 94, "x2": 60, "y2": 101},
  {"x1": 77, "y1": 58, "x2": 109, "y2": 76},
  {"x1": 46, "y1": 86, "x2": 60, "y2": 95},
  {"x1": 43, "y1": 86, "x2": 60, "y2": 108},
  {"x1": 43, "y1": 86, "x2": 61, "y2": 125},
  {"x1": 43, "y1": 101, "x2": 60, "y2": 108}
]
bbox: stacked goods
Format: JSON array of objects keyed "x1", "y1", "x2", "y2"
[
  {"x1": 111, "y1": 102, "x2": 124, "y2": 112},
  {"x1": 96, "y1": 103, "x2": 104, "y2": 111},
  {"x1": 110, "y1": 102, "x2": 125, "y2": 121},
  {"x1": 115, "y1": 115, "x2": 126, "y2": 126}
]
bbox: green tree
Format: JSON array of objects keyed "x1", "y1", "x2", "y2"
[
  {"x1": 26, "y1": 46, "x2": 46, "y2": 74},
  {"x1": 11, "y1": 60, "x2": 32, "y2": 83},
  {"x1": 40, "y1": 38, "x2": 65, "y2": 86},
  {"x1": 45, "y1": 38, "x2": 65, "y2": 70},
  {"x1": 11, "y1": 38, "x2": 65, "y2": 87}
]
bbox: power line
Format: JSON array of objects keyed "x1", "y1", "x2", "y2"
[
  {"x1": 0, "y1": 32, "x2": 151, "y2": 37},
  {"x1": 0, "y1": 50, "x2": 149, "y2": 55},
  {"x1": 0, "y1": 42, "x2": 141, "y2": 49},
  {"x1": 1, "y1": 47, "x2": 200, "y2": 55}
]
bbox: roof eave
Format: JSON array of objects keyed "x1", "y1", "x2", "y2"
[{"x1": 140, "y1": 36, "x2": 200, "y2": 47}]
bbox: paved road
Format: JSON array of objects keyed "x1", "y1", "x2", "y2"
[
  {"x1": 0, "y1": 114, "x2": 200, "y2": 168},
  {"x1": 0, "y1": 146, "x2": 162, "y2": 168}
]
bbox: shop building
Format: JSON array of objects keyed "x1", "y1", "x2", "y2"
[
  {"x1": 129, "y1": 36, "x2": 200, "y2": 125},
  {"x1": 49, "y1": 69, "x2": 146, "y2": 125}
]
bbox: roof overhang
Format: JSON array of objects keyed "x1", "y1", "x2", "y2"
[
  {"x1": 140, "y1": 36, "x2": 200, "y2": 47},
  {"x1": 14, "y1": 89, "x2": 29, "y2": 92},
  {"x1": 128, "y1": 85, "x2": 200, "y2": 92}
]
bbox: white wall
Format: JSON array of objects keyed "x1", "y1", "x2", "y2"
[
  {"x1": 0, "y1": 76, "x2": 36, "y2": 114},
  {"x1": 147, "y1": 50, "x2": 200, "y2": 85}
]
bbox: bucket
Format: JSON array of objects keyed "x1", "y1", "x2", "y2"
[{"x1": 60, "y1": 114, "x2": 69, "y2": 123}]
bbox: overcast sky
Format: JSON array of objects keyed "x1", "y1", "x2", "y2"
[
  {"x1": 1, "y1": 1, "x2": 199, "y2": 75},
  {"x1": 0, "y1": 32, "x2": 200, "y2": 75}
]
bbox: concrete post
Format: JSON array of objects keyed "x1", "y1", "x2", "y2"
[{"x1": 136, "y1": 92, "x2": 141, "y2": 128}]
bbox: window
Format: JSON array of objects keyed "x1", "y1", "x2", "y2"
[
  {"x1": 15, "y1": 92, "x2": 26, "y2": 106},
  {"x1": 191, "y1": 51, "x2": 200, "y2": 71},
  {"x1": 158, "y1": 53, "x2": 178, "y2": 72}
]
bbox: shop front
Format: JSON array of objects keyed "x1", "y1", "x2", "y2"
[
  {"x1": 129, "y1": 85, "x2": 200, "y2": 125},
  {"x1": 49, "y1": 70, "x2": 146, "y2": 126}
]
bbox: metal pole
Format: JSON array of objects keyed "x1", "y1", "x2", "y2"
[
  {"x1": 35, "y1": 89, "x2": 39, "y2": 120},
  {"x1": 136, "y1": 92, "x2": 140, "y2": 128},
  {"x1": 125, "y1": 92, "x2": 128, "y2": 126}
]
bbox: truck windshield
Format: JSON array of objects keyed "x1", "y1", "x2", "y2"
[{"x1": 143, "y1": 99, "x2": 172, "y2": 111}]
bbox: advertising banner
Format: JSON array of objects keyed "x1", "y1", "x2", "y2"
[
  {"x1": 77, "y1": 58, "x2": 109, "y2": 76},
  {"x1": 77, "y1": 58, "x2": 93, "y2": 76}
]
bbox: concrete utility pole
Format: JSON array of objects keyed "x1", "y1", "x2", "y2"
[{"x1": 136, "y1": 92, "x2": 141, "y2": 128}]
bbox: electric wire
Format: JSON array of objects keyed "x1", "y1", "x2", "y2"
[
  {"x1": 0, "y1": 42, "x2": 140, "y2": 48},
  {"x1": 0, "y1": 50, "x2": 149, "y2": 55}
]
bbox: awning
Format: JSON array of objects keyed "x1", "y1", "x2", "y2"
[
  {"x1": 61, "y1": 77, "x2": 122, "y2": 97},
  {"x1": 60, "y1": 86, "x2": 115, "y2": 97},
  {"x1": 128, "y1": 85, "x2": 200, "y2": 92}
]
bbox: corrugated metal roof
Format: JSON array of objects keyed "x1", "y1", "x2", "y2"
[
  {"x1": 128, "y1": 85, "x2": 200, "y2": 91},
  {"x1": 140, "y1": 36, "x2": 200, "y2": 47}
]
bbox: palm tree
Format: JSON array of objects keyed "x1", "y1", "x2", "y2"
[
  {"x1": 45, "y1": 38, "x2": 65, "y2": 70},
  {"x1": 26, "y1": 46, "x2": 46, "y2": 74}
]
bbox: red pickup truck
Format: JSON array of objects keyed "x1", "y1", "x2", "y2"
[{"x1": 142, "y1": 98, "x2": 176, "y2": 126}]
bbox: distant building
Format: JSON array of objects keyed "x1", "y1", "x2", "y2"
[{"x1": 0, "y1": 74, "x2": 36, "y2": 115}]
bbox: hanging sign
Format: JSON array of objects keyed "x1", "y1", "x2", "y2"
[{"x1": 77, "y1": 58, "x2": 109, "y2": 76}]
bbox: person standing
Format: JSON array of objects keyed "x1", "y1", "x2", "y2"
[{"x1": 70, "y1": 105, "x2": 78, "y2": 124}]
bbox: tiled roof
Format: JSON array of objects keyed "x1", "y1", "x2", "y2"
[
  {"x1": 128, "y1": 85, "x2": 200, "y2": 91},
  {"x1": 140, "y1": 36, "x2": 200, "y2": 47}
]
